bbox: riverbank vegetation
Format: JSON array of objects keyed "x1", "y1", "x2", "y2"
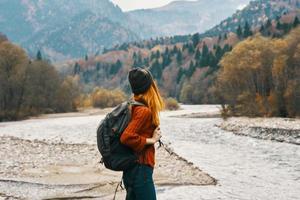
[
  {"x1": 217, "y1": 27, "x2": 300, "y2": 117},
  {"x1": 164, "y1": 97, "x2": 180, "y2": 110},
  {"x1": 0, "y1": 39, "x2": 80, "y2": 121},
  {"x1": 0, "y1": 33, "x2": 179, "y2": 121}
]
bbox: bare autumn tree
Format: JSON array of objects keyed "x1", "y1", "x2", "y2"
[
  {"x1": 91, "y1": 87, "x2": 126, "y2": 108},
  {"x1": 0, "y1": 41, "x2": 29, "y2": 120},
  {"x1": 0, "y1": 40, "x2": 81, "y2": 121},
  {"x1": 217, "y1": 27, "x2": 300, "y2": 117},
  {"x1": 284, "y1": 28, "x2": 300, "y2": 116},
  {"x1": 217, "y1": 35, "x2": 274, "y2": 116},
  {"x1": 22, "y1": 60, "x2": 62, "y2": 114},
  {"x1": 55, "y1": 75, "x2": 81, "y2": 112}
]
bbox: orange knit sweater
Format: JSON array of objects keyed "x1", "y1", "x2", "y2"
[{"x1": 120, "y1": 105, "x2": 157, "y2": 168}]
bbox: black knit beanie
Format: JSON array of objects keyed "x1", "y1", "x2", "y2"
[{"x1": 128, "y1": 67, "x2": 153, "y2": 95}]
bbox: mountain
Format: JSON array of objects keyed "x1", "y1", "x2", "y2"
[
  {"x1": 0, "y1": 0, "x2": 148, "y2": 61},
  {"x1": 128, "y1": 0, "x2": 250, "y2": 36},
  {"x1": 57, "y1": 0, "x2": 300, "y2": 104},
  {"x1": 23, "y1": 11, "x2": 140, "y2": 60},
  {"x1": 0, "y1": 0, "x2": 253, "y2": 61},
  {"x1": 2, "y1": 0, "x2": 299, "y2": 61},
  {"x1": 202, "y1": 0, "x2": 300, "y2": 37}
]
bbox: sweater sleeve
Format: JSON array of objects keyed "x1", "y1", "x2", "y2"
[{"x1": 120, "y1": 106, "x2": 152, "y2": 152}]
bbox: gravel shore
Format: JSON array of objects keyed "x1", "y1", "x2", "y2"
[
  {"x1": 0, "y1": 136, "x2": 216, "y2": 200},
  {"x1": 220, "y1": 117, "x2": 300, "y2": 145}
]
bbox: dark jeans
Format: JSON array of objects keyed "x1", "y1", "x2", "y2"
[{"x1": 122, "y1": 164, "x2": 156, "y2": 200}]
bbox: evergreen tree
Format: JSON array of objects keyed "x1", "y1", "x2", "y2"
[
  {"x1": 200, "y1": 44, "x2": 210, "y2": 68},
  {"x1": 187, "y1": 61, "x2": 195, "y2": 77},
  {"x1": 218, "y1": 34, "x2": 222, "y2": 42},
  {"x1": 208, "y1": 52, "x2": 218, "y2": 69},
  {"x1": 155, "y1": 50, "x2": 160, "y2": 59},
  {"x1": 165, "y1": 47, "x2": 169, "y2": 55},
  {"x1": 236, "y1": 24, "x2": 243, "y2": 38},
  {"x1": 215, "y1": 45, "x2": 223, "y2": 60},
  {"x1": 195, "y1": 48, "x2": 201, "y2": 60},
  {"x1": 223, "y1": 44, "x2": 231, "y2": 53},
  {"x1": 150, "y1": 59, "x2": 162, "y2": 80},
  {"x1": 73, "y1": 62, "x2": 81, "y2": 75},
  {"x1": 172, "y1": 45, "x2": 178, "y2": 55},
  {"x1": 182, "y1": 43, "x2": 188, "y2": 52},
  {"x1": 276, "y1": 21, "x2": 282, "y2": 30},
  {"x1": 224, "y1": 33, "x2": 228, "y2": 40},
  {"x1": 202, "y1": 43, "x2": 209, "y2": 57},
  {"x1": 150, "y1": 51, "x2": 155, "y2": 60},
  {"x1": 144, "y1": 58, "x2": 150, "y2": 67},
  {"x1": 132, "y1": 52, "x2": 137, "y2": 60},
  {"x1": 96, "y1": 62, "x2": 101, "y2": 71},
  {"x1": 119, "y1": 43, "x2": 129, "y2": 51},
  {"x1": 293, "y1": 16, "x2": 300, "y2": 27},
  {"x1": 266, "y1": 19, "x2": 272, "y2": 28},
  {"x1": 195, "y1": 60, "x2": 200, "y2": 68},
  {"x1": 281, "y1": 23, "x2": 291, "y2": 34},
  {"x1": 243, "y1": 21, "x2": 253, "y2": 38},
  {"x1": 192, "y1": 33, "x2": 200, "y2": 47},
  {"x1": 36, "y1": 50, "x2": 42, "y2": 60},
  {"x1": 103, "y1": 48, "x2": 108, "y2": 54},
  {"x1": 176, "y1": 68, "x2": 185, "y2": 84},
  {"x1": 259, "y1": 24, "x2": 265, "y2": 34},
  {"x1": 188, "y1": 43, "x2": 194, "y2": 54},
  {"x1": 162, "y1": 54, "x2": 171, "y2": 68},
  {"x1": 110, "y1": 60, "x2": 122, "y2": 74},
  {"x1": 176, "y1": 50, "x2": 183, "y2": 64}
]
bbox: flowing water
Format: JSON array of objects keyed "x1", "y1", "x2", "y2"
[
  {"x1": 0, "y1": 105, "x2": 299, "y2": 200},
  {"x1": 158, "y1": 105, "x2": 300, "y2": 200}
]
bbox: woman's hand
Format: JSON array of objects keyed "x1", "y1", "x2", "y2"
[
  {"x1": 146, "y1": 127, "x2": 161, "y2": 145},
  {"x1": 153, "y1": 126, "x2": 162, "y2": 142}
]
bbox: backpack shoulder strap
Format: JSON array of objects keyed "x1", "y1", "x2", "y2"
[{"x1": 128, "y1": 100, "x2": 145, "y2": 107}]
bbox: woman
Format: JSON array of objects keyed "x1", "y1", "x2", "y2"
[{"x1": 120, "y1": 67, "x2": 164, "y2": 200}]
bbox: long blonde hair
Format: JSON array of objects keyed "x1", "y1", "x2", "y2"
[{"x1": 134, "y1": 81, "x2": 164, "y2": 126}]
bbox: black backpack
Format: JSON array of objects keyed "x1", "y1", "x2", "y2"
[{"x1": 96, "y1": 100, "x2": 145, "y2": 171}]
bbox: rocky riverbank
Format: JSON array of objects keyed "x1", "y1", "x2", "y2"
[
  {"x1": 220, "y1": 117, "x2": 300, "y2": 145},
  {"x1": 0, "y1": 136, "x2": 216, "y2": 200}
]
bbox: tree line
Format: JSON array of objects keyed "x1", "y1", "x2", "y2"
[
  {"x1": 217, "y1": 27, "x2": 300, "y2": 117},
  {"x1": 0, "y1": 37, "x2": 80, "y2": 121},
  {"x1": 66, "y1": 14, "x2": 300, "y2": 113}
]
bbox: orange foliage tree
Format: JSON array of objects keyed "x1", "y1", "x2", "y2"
[{"x1": 217, "y1": 27, "x2": 300, "y2": 117}]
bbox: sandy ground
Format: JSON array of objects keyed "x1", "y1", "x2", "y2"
[{"x1": 0, "y1": 136, "x2": 216, "y2": 200}]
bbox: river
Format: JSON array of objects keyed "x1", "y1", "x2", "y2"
[
  {"x1": 0, "y1": 105, "x2": 299, "y2": 200},
  {"x1": 158, "y1": 105, "x2": 300, "y2": 200}
]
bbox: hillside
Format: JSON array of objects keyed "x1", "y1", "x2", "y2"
[
  {"x1": 128, "y1": 0, "x2": 250, "y2": 36},
  {"x1": 0, "y1": 0, "x2": 149, "y2": 61},
  {"x1": 109, "y1": 0, "x2": 300, "y2": 52},
  {"x1": 23, "y1": 11, "x2": 139, "y2": 60},
  {"x1": 0, "y1": 0, "x2": 253, "y2": 61},
  {"x1": 58, "y1": 0, "x2": 300, "y2": 105},
  {"x1": 202, "y1": 0, "x2": 300, "y2": 37}
]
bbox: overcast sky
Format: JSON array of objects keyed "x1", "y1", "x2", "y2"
[{"x1": 110, "y1": 0, "x2": 190, "y2": 11}]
